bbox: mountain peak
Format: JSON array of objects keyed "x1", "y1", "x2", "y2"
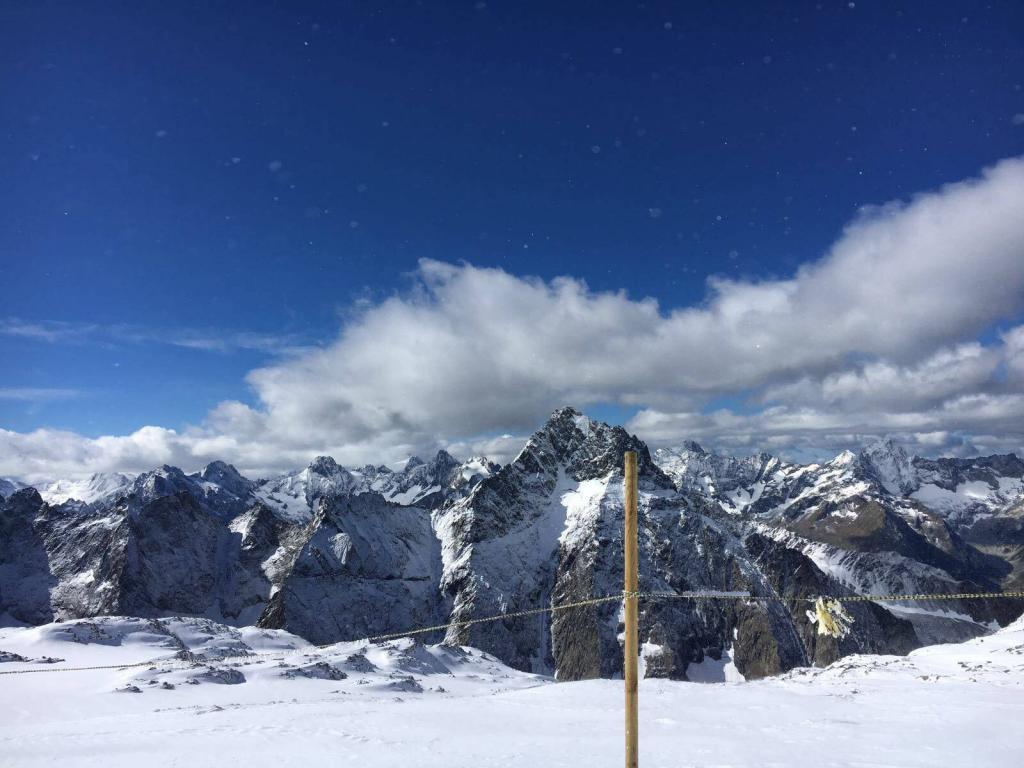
[
  {"x1": 863, "y1": 437, "x2": 908, "y2": 458},
  {"x1": 428, "y1": 449, "x2": 459, "y2": 474},
  {"x1": 830, "y1": 449, "x2": 857, "y2": 466},
  {"x1": 858, "y1": 439, "x2": 917, "y2": 496},
  {"x1": 405, "y1": 456, "x2": 424, "y2": 471},
  {"x1": 307, "y1": 456, "x2": 341, "y2": 476},
  {"x1": 513, "y1": 408, "x2": 669, "y2": 486},
  {"x1": 549, "y1": 405, "x2": 582, "y2": 420},
  {"x1": 201, "y1": 461, "x2": 251, "y2": 496},
  {"x1": 544, "y1": 406, "x2": 598, "y2": 437},
  {"x1": 202, "y1": 460, "x2": 242, "y2": 480},
  {"x1": 8, "y1": 486, "x2": 43, "y2": 508}
]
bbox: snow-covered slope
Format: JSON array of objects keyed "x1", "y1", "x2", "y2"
[
  {"x1": 253, "y1": 455, "x2": 362, "y2": 523},
  {"x1": 38, "y1": 473, "x2": 133, "y2": 505},
  {"x1": 654, "y1": 439, "x2": 1024, "y2": 527},
  {"x1": 252, "y1": 451, "x2": 496, "y2": 522},
  {"x1": 654, "y1": 442, "x2": 802, "y2": 515},
  {"x1": 912, "y1": 454, "x2": 1024, "y2": 524},
  {"x1": 1, "y1": 615, "x2": 1021, "y2": 767},
  {"x1": 354, "y1": 451, "x2": 498, "y2": 508}
]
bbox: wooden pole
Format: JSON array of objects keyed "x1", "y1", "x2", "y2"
[{"x1": 623, "y1": 450, "x2": 639, "y2": 768}]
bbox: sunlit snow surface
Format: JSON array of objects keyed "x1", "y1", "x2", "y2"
[{"x1": 1, "y1": 616, "x2": 1022, "y2": 767}]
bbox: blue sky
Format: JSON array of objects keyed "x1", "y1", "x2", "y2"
[{"x1": 2, "y1": 1, "x2": 1024, "y2": 478}]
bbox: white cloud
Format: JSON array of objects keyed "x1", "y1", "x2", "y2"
[
  {"x1": 0, "y1": 319, "x2": 96, "y2": 343},
  {"x1": 0, "y1": 426, "x2": 187, "y2": 483},
  {"x1": 0, "y1": 319, "x2": 312, "y2": 356},
  {"x1": 759, "y1": 342, "x2": 1003, "y2": 412},
  {"x1": 1003, "y1": 324, "x2": 1024, "y2": 386},
  {"x1": 0, "y1": 388, "x2": 81, "y2": 402},
  {"x1": 3, "y1": 157, "x2": 1024, "y2": 480}
]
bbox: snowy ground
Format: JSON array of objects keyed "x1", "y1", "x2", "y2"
[{"x1": 1, "y1": 616, "x2": 1023, "y2": 767}]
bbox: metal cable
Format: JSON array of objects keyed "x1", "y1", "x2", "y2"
[{"x1": 2, "y1": 589, "x2": 1022, "y2": 676}]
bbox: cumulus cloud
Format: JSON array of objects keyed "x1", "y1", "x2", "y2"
[
  {"x1": 758, "y1": 342, "x2": 1004, "y2": 412},
  {"x1": 3, "y1": 157, "x2": 1024, "y2": 480},
  {"x1": 626, "y1": 392, "x2": 1024, "y2": 459},
  {"x1": 0, "y1": 426, "x2": 188, "y2": 483}
]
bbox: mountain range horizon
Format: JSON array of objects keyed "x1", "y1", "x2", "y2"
[
  {"x1": 3, "y1": 406, "x2": 1018, "y2": 492},
  {"x1": 3, "y1": 405, "x2": 1022, "y2": 683}
]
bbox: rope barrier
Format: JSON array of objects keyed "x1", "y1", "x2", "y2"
[
  {"x1": 0, "y1": 659, "x2": 160, "y2": 676},
  {"x1": 641, "y1": 589, "x2": 1024, "y2": 604},
  {"x1": 365, "y1": 593, "x2": 623, "y2": 644},
  {"x1": 826, "y1": 590, "x2": 1024, "y2": 603},
  {"x1": 0, "y1": 594, "x2": 624, "y2": 677},
  {"x1": 2, "y1": 589, "x2": 1022, "y2": 676}
]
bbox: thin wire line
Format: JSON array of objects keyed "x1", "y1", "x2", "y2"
[{"x1": 2, "y1": 589, "x2": 1021, "y2": 676}]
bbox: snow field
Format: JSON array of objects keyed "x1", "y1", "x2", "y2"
[{"x1": 1, "y1": 616, "x2": 1023, "y2": 767}]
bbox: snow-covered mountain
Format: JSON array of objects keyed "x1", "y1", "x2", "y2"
[
  {"x1": 653, "y1": 437, "x2": 1024, "y2": 642},
  {"x1": 37, "y1": 473, "x2": 134, "y2": 506},
  {"x1": 2, "y1": 409, "x2": 1022, "y2": 683},
  {"x1": 431, "y1": 408, "x2": 911, "y2": 680},
  {"x1": 254, "y1": 450, "x2": 497, "y2": 522},
  {"x1": 654, "y1": 438, "x2": 1024, "y2": 527},
  {"x1": 2, "y1": 450, "x2": 496, "y2": 524}
]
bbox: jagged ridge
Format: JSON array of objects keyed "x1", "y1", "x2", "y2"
[{"x1": 2, "y1": 410, "x2": 1023, "y2": 682}]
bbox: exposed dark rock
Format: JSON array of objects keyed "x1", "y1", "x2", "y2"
[{"x1": 257, "y1": 493, "x2": 442, "y2": 645}]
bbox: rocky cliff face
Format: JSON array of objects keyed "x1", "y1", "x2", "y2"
[
  {"x1": 0, "y1": 489, "x2": 55, "y2": 625},
  {"x1": 435, "y1": 407, "x2": 669, "y2": 674},
  {"x1": 2, "y1": 409, "x2": 1022, "y2": 683},
  {"x1": 259, "y1": 492, "x2": 442, "y2": 644},
  {"x1": 1, "y1": 489, "x2": 284, "y2": 626}
]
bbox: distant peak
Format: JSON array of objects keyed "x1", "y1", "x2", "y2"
[
  {"x1": 308, "y1": 455, "x2": 341, "y2": 475},
  {"x1": 680, "y1": 440, "x2": 706, "y2": 455},
  {"x1": 201, "y1": 460, "x2": 251, "y2": 496},
  {"x1": 7, "y1": 486, "x2": 43, "y2": 507},
  {"x1": 830, "y1": 449, "x2": 857, "y2": 466},
  {"x1": 862, "y1": 437, "x2": 908, "y2": 459},
  {"x1": 430, "y1": 449, "x2": 459, "y2": 472},
  {"x1": 404, "y1": 456, "x2": 424, "y2": 471},
  {"x1": 858, "y1": 438, "x2": 916, "y2": 495},
  {"x1": 202, "y1": 460, "x2": 241, "y2": 479},
  {"x1": 549, "y1": 405, "x2": 582, "y2": 419},
  {"x1": 545, "y1": 406, "x2": 595, "y2": 434}
]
